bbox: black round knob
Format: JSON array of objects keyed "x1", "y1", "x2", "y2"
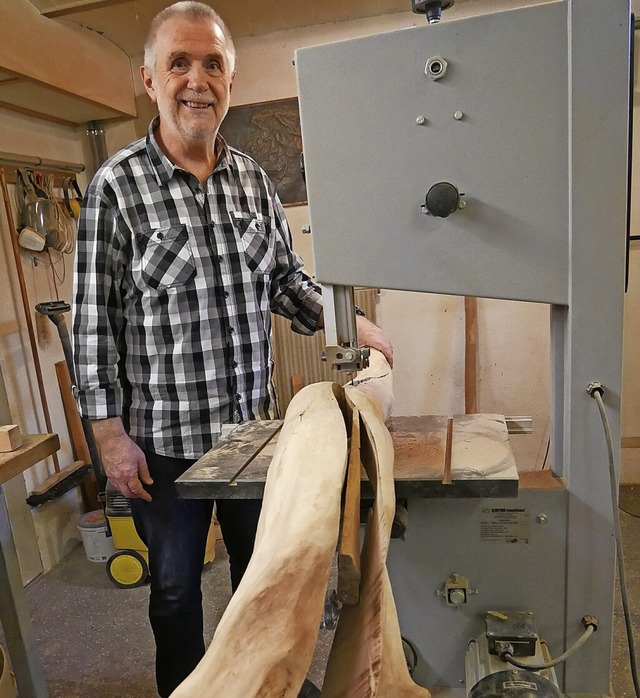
[{"x1": 424, "y1": 181, "x2": 460, "y2": 218}]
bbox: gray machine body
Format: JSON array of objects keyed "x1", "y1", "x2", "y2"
[
  {"x1": 388, "y1": 491, "x2": 568, "y2": 687},
  {"x1": 296, "y1": 0, "x2": 630, "y2": 693}
]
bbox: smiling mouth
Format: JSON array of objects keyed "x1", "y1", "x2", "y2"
[{"x1": 182, "y1": 100, "x2": 213, "y2": 109}]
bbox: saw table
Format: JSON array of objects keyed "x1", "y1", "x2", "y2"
[{"x1": 175, "y1": 413, "x2": 519, "y2": 500}]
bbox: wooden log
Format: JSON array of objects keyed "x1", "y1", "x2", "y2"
[
  {"x1": 172, "y1": 350, "x2": 425, "y2": 697},
  {"x1": 322, "y1": 355, "x2": 429, "y2": 697},
  {"x1": 339, "y1": 345, "x2": 394, "y2": 608},
  {"x1": 171, "y1": 382, "x2": 349, "y2": 697}
]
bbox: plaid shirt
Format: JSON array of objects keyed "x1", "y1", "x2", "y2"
[{"x1": 73, "y1": 119, "x2": 322, "y2": 459}]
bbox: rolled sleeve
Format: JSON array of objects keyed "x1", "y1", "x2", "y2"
[{"x1": 268, "y1": 199, "x2": 322, "y2": 334}]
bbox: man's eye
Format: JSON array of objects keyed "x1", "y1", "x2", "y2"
[
  {"x1": 171, "y1": 59, "x2": 188, "y2": 70},
  {"x1": 206, "y1": 61, "x2": 221, "y2": 72}
]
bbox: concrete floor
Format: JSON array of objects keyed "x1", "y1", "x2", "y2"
[{"x1": 3, "y1": 490, "x2": 640, "y2": 697}]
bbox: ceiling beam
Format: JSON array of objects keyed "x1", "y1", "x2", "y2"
[
  {"x1": 0, "y1": 0, "x2": 136, "y2": 118},
  {"x1": 42, "y1": 0, "x2": 133, "y2": 19}
]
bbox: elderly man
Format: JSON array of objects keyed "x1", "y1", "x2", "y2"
[{"x1": 73, "y1": 2, "x2": 393, "y2": 695}]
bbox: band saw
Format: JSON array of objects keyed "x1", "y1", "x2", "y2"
[{"x1": 293, "y1": 0, "x2": 632, "y2": 693}]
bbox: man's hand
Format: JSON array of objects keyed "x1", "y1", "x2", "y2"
[
  {"x1": 356, "y1": 315, "x2": 394, "y2": 368},
  {"x1": 91, "y1": 417, "x2": 153, "y2": 501}
]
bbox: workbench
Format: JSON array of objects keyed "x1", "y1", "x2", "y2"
[
  {"x1": 0, "y1": 433, "x2": 60, "y2": 698},
  {"x1": 175, "y1": 414, "x2": 519, "y2": 500}
]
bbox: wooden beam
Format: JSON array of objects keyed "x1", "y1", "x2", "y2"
[
  {"x1": 337, "y1": 407, "x2": 362, "y2": 605},
  {"x1": 464, "y1": 296, "x2": 478, "y2": 414},
  {"x1": 0, "y1": 0, "x2": 136, "y2": 118},
  {"x1": 0, "y1": 100, "x2": 76, "y2": 128},
  {"x1": 42, "y1": 0, "x2": 134, "y2": 19}
]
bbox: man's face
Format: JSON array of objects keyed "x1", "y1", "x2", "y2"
[{"x1": 141, "y1": 16, "x2": 235, "y2": 150}]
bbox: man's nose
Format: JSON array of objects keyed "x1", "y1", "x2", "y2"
[{"x1": 187, "y1": 63, "x2": 208, "y2": 91}]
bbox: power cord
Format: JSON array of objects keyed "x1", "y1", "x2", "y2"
[
  {"x1": 498, "y1": 615, "x2": 597, "y2": 670},
  {"x1": 588, "y1": 381, "x2": 640, "y2": 697}
]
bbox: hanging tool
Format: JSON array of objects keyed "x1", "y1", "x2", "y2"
[
  {"x1": 62, "y1": 177, "x2": 83, "y2": 219},
  {"x1": 0, "y1": 168, "x2": 61, "y2": 473}
]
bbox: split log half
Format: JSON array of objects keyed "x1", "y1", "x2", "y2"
[
  {"x1": 322, "y1": 351, "x2": 429, "y2": 697},
  {"x1": 171, "y1": 382, "x2": 348, "y2": 697}
]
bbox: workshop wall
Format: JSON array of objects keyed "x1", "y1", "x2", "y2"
[{"x1": 0, "y1": 109, "x2": 88, "y2": 581}]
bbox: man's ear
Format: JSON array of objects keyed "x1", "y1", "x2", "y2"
[
  {"x1": 140, "y1": 65, "x2": 157, "y2": 103},
  {"x1": 229, "y1": 71, "x2": 236, "y2": 93}
]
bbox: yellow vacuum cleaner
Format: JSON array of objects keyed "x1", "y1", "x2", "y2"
[{"x1": 105, "y1": 482, "x2": 218, "y2": 589}]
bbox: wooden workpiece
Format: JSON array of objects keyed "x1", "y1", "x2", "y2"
[
  {"x1": 0, "y1": 424, "x2": 22, "y2": 452},
  {"x1": 175, "y1": 414, "x2": 518, "y2": 500},
  {"x1": 172, "y1": 381, "x2": 350, "y2": 697},
  {"x1": 173, "y1": 350, "x2": 427, "y2": 697}
]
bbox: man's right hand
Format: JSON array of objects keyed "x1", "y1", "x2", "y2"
[{"x1": 90, "y1": 417, "x2": 153, "y2": 501}]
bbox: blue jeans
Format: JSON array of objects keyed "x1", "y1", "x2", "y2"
[{"x1": 130, "y1": 450, "x2": 262, "y2": 697}]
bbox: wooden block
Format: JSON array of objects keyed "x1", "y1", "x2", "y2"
[{"x1": 0, "y1": 424, "x2": 22, "y2": 452}]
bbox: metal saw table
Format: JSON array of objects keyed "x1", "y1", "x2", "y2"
[{"x1": 175, "y1": 414, "x2": 519, "y2": 500}]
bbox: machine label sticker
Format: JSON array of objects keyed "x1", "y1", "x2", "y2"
[
  {"x1": 479, "y1": 507, "x2": 530, "y2": 544},
  {"x1": 503, "y1": 682, "x2": 537, "y2": 690}
]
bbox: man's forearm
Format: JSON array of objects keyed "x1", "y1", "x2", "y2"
[{"x1": 90, "y1": 416, "x2": 127, "y2": 445}]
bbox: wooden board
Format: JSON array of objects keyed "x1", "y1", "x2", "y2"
[
  {"x1": 0, "y1": 434, "x2": 60, "y2": 485},
  {"x1": 337, "y1": 407, "x2": 362, "y2": 606}
]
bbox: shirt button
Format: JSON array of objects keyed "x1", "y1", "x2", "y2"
[
  {"x1": 228, "y1": 326, "x2": 234, "y2": 334},
  {"x1": 223, "y1": 291, "x2": 229, "y2": 299},
  {"x1": 235, "y1": 394, "x2": 241, "y2": 401},
  {"x1": 218, "y1": 255, "x2": 223, "y2": 263},
  {"x1": 232, "y1": 361, "x2": 238, "y2": 368}
]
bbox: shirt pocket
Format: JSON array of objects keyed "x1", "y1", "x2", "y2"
[
  {"x1": 136, "y1": 225, "x2": 197, "y2": 290},
  {"x1": 234, "y1": 213, "x2": 275, "y2": 275}
]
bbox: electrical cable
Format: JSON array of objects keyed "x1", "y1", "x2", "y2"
[
  {"x1": 502, "y1": 381, "x2": 640, "y2": 687},
  {"x1": 499, "y1": 618, "x2": 596, "y2": 671},
  {"x1": 589, "y1": 383, "x2": 640, "y2": 697}
]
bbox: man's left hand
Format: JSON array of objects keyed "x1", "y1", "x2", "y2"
[{"x1": 356, "y1": 316, "x2": 394, "y2": 368}]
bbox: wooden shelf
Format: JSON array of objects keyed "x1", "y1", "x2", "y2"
[{"x1": 0, "y1": 433, "x2": 60, "y2": 486}]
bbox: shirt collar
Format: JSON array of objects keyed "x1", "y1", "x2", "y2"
[{"x1": 145, "y1": 117, "x2": 232, "y2": 186}]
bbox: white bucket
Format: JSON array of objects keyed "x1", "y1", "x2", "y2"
[
  {"x1": 0, "y1": 644, "x2": 17, "y2": 698},
  {"x1": 78, "y1": 510, "x2": 116, "y2": 563}
]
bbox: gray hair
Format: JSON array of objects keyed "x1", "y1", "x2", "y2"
[{"x1": 143, "y1": 1, "x2": 236, "y2": 72}]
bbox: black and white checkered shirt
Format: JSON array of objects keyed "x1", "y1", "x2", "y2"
[{"x1": 73, "y1": 119, "x2": 322, "y2": 459}]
